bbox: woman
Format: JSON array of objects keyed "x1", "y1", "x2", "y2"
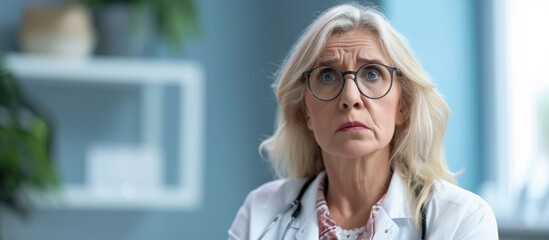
[{"x1": 229, "y1": 3, "x2": 498, "y2": 240}]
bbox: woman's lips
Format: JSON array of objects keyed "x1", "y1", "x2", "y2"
[{"x1": 337, "y1": 121, "x2": 370, "y2": 132}]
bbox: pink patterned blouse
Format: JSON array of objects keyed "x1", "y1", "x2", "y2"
[{"x1": 316, "y1": 175, "x2": 386, "y2": 240}]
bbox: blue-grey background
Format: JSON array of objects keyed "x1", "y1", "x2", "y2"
[{"x1": 0, "y1": 0, "x2": 491, "y2": 239}]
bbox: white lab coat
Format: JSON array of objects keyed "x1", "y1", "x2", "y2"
[{"x1": 228, "y1": 171, "x2": 498, "y2": 240}]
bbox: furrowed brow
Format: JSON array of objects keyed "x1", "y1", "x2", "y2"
[{"x1": 317, "y1": 57, "x2": 387, "y2": 67}]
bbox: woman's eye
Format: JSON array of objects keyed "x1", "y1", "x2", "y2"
[
  {"x1": 366, "y1": 71, "x2": 380, "y2": 80},
  {"x1": 321, "y1": 73, "x2": 336, "y2": 82},
  {"x1": 316, "y1": 68, "x2": 340, "y2": 83}
]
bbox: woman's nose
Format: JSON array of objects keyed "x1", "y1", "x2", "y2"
[{"x1": 338, "y1": 75, "x2": 364, "y2": 110}]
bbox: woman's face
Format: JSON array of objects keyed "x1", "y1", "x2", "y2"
[{"x1": 303, "y1": 29, "x2": 403, "y2": 160}]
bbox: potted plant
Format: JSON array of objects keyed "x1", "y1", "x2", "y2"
[
  {"x1": 83, "y1": 0, "x2": 199, "y2": 55},
  {"x1": 0, "y1": 54, "x2": 58, "y2": 221}
]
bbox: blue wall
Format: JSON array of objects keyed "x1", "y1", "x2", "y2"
[{"x1": 383, "y1": 0, "x2": 482, "y2": 191}]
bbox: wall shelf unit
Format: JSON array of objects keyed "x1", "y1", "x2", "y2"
[{"x1": 5, "y1": 53, "x2": 204, "y2": 210}]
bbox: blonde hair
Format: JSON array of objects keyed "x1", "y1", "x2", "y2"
[{"x1": 259, "y1": 3, "x2": 456, "y2": 227}]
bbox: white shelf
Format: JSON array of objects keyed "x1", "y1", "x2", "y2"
[
  {"x1": 6, "y1": 53, "x2": 205, "y2": 210},
  {"x1": 28, "y1": 185, "x2": 200, "y2": 210}
]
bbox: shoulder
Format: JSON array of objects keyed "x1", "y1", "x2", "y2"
[
  {"x1": 431, "y1": 180, "x2": 484, "y2": 208},
  {"x1": 427, "y1": 180, "x2": 498, "y2": 239},
  {"x1": 430, "y1": 180, "x2": 495, "y2": 219},
  {"x1": 247, "y1": 177, "x2": 308, "y2": 205},
  {"x1": 228, "y1": 177, "x2": 309, "y2": 240},
  {"x1": 237, "y1": 177, "x2": 308, "y2": 213}
]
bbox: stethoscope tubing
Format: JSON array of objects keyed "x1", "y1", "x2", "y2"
[
  {"x1": 257, "y1": 177, "x2": 315, "y2": 240},
  {"x1": 257, "y1": 201, "x2": 297, "y2": 239}
]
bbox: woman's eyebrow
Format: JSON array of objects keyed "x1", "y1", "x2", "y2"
[
  {"x1": 317, "y1": 57, "x2": 338, "y2": 66},
  {"x1": 317, "y1": 57, "x2": 386, "y2": 66},
  {"x1": 361, "y1": 59, "x2": 385, "y2": 65}
]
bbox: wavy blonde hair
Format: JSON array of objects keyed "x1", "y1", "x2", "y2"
[{"x1": 259, "y1": 3, "x2": 456, "y2": 226}]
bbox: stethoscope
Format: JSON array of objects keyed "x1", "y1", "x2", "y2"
[{"x1": 257, "y1": 177, "x2": 427, "y2": 240}]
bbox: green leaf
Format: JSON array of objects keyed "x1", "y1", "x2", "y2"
[
  {"x1": 0, "y1": 54, "x2": 59, "y2": 217},
  {"x1": 30, "y1": 117, "x2": 48, "y2": 145}
]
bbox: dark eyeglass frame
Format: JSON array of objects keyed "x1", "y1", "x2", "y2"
[{"x1": 302, "y1": 63, "x2": 399, "y2": 101}]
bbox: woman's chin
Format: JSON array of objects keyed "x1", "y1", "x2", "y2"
[{"x1": 324, "y1": 144, "x2": 384, "y2": 160}]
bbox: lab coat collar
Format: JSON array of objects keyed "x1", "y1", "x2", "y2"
[
  {"x1": 382, "y1": 170, "x2": 413, "y2": 219},
  {"x1": 293, "y1": 172, "x2": 325, "y2": 239},
  {"x1": 372, "y1": 207, "x2": 400, "y2": 240},
  {"x1": 293, "y1": 170, "x2": 412, "y2": 239}
]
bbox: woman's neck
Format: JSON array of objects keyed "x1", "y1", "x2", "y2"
[{"x1": 322, "y1": 149, "x2": 392, "y2": 229}]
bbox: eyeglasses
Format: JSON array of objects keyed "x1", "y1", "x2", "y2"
[{"x1": 302, "y1": 63, "x2": 398, "y2": 101}]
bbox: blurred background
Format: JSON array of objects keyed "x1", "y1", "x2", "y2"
[{"x1": 0, "y1": 0, "x2": 547, "y2": 239}]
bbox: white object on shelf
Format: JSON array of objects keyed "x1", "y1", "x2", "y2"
[
  {"x1": 5, "y1": 53, "x2": 204, "y2": 210},
  {"x1": 86, "y1": 143, "x2": 163, "y2": 200}
]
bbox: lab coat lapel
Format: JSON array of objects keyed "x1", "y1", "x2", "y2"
[
  {"x1": 372, "y1": 208, "x2": 399, "y2": 240},
  {"x1": 374, "y1": 170, "x2": 419, "y2": 240},
  {"x1": 382, "y1": 172, "x2": 413, "y2": 219},
  {"x1": 371, "y1": 172, "x2": 409, "y2": 240},
  {"x1": 293, "y1": 172, "x2": 325, "y2": 240}
]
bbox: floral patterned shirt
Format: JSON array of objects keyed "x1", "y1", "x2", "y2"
[{"x1": 317, "y1": 175, "x2": 386, "y2": 240}]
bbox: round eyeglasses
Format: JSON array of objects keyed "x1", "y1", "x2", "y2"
[{"x1": 302, "y1": 63, "x2": 398, "y2": 101}]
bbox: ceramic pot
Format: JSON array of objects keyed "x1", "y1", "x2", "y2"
[{"x1": 19, "y1": 4, "x2": 96, "y2": 58}]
